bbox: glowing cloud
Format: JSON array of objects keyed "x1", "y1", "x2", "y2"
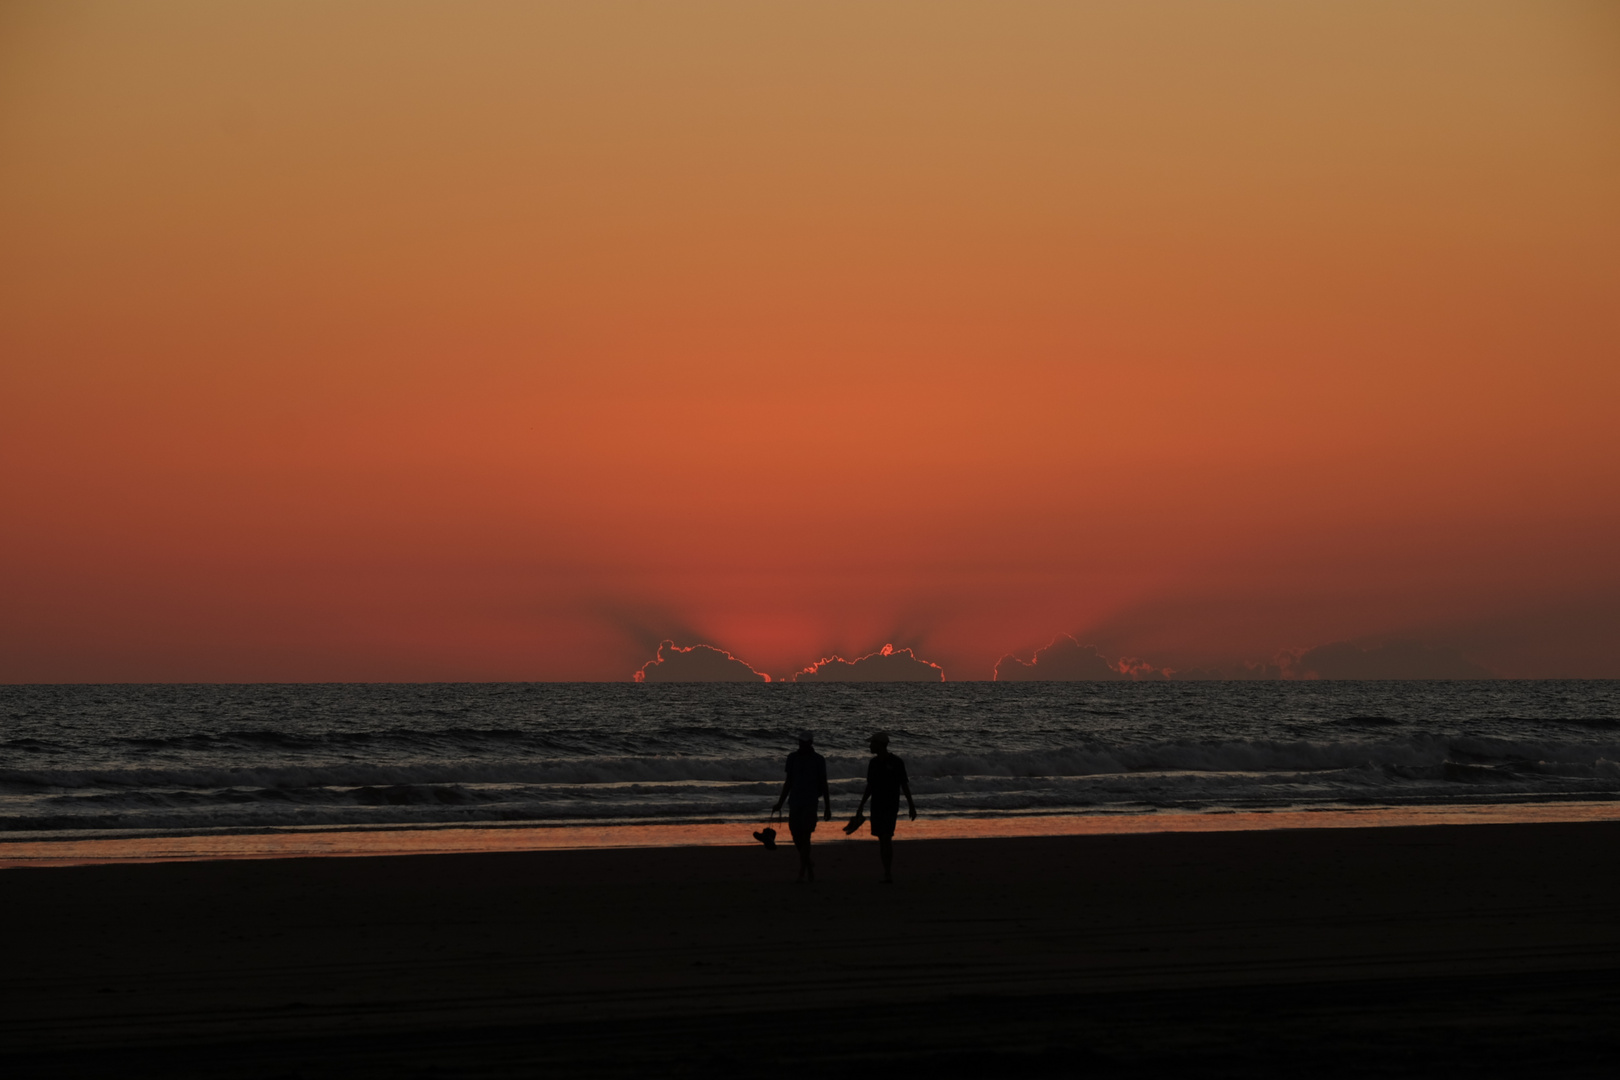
[
  {"x1": 633, "y1": 641, "x2": 770, "y2": 683},
  {"x1": 791, "y1": 644, "x2": 944, "y2": 683}
]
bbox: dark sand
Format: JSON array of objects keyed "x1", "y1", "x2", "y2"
[{"x1": 3, "y1": 822, "x2": 1619, "y2": 1077}]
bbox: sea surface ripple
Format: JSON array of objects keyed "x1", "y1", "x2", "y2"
[{"x1": 2, "y1": 681, "x2": 1617, "y2": 837}]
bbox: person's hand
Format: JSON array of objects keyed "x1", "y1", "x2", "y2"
[
  {"x1": 824, "y1": 808, "x2": 833, "y2": 821},
  {"x1": 909, "y1": 807, "x2": 917, "y2": 821},
  {"x1": 771, "y1": 801, "x2": 783, "y2": 814}
]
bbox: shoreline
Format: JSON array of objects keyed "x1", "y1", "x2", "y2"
[{"x1": 5, "y1": 797, "x2": 1620, "y2": 868}]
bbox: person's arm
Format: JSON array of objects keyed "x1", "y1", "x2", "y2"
[
  {"x1": 856, "y1": 759, "x2": 873, "y2": 814},
  {"x1": 772, "y1": 777, "x2": 790, "y2": 814},
  {"x1": 819, "y1": 760, "x2": 832, "y2": 820},
  {"x1": 901, "y1": 761, "x2": 916, "y2": 820}
]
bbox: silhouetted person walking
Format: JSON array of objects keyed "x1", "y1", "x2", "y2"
[
  {"x1": 855, "y1": 732, "x2": 915, "y2": 883},
  {"x1": 773, "y1": 732, "x2": 831, "y2": 881}
]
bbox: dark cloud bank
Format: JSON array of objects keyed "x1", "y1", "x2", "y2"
[
  {"x1": 996, "y1": 634, "x2": 1492, "y2": 682},
  {"x1": 995, "y1": 636, "x2": 1164, "y2": 681},
  {"x1": 632, "y1": 635, "x2": 1496, "y2": 683},
  {"x1": 1289, "y1": 640, "x2": 1490, "y2": 680},
  {"x1": 629, "y1": 642, "x2": 945, "y2": 683},
  {"x1": 792, "y1": 645, "x2": 944, "y2": 683},
  {"x1": 634, "y1": 641, "x2": 770, "y2": 683}
]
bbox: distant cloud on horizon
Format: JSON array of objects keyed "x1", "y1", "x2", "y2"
[
  {"x1": 1167, "y1": 659, "x2": 1292, "y2": 681},
  {"x1": 996, "y1": 635, "x2": 1168, "y2": 681},
  {"x1": 1287, "y1": 639, "x2": 1492, "y2": 680},
  {"x1": 997, "y1": 633, "x2": 1493, "y2": 681},
  {"x1": 628, "y1": 632, "x2": 1493, "y2": 684},
  {"x1": 792, "y1": 644, "x2": 945, "y2": 683},
  {"x1": 633, "y1": 641, "x2": 770, "y2": 683},
  {"x1": 1170, "y1": 639, "x2": 1492, "y2": 680}
]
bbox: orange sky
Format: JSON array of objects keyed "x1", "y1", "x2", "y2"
[{"x1": 3, "y1": 1, "x2": 1617, "y2": 681}]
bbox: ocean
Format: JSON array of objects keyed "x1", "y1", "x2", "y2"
[{"x1": 3, "y1": 681, "x2": 1618, "y2": 842}]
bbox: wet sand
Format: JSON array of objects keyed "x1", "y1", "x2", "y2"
[
  {"x1": 3, "y1": 822, "x2": 1619, "y2": 1077},
  {"x1": 10, "y1": 799, "x2": 1620, "y2": 867}
]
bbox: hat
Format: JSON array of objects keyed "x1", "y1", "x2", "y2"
[{"x1": 797, "y1": 731, "x2": 814, "y2": 745}]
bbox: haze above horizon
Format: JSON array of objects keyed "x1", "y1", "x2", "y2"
[{"x1": 2, "y1": 1, "x2": 1617, "y2": 682}]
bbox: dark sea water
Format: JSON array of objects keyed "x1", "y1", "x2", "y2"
[{"x1": 2, "y1": 681, "x2": 1618, "y2": 838}]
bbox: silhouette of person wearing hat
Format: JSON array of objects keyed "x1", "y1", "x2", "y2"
[
  {"x1": 854, "y1": 732, "x2": 915, "y2": 883},
  {"x1": 773, "y1": 732, "x2": 831, "y2": 882}
]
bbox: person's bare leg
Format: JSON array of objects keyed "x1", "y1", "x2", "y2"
[
  {"x1": 795, "y1": 836, "x2": 812, "y2": 881},
  {"x1": 879, "y1": 836, "x2": 893, "y2": 883}
]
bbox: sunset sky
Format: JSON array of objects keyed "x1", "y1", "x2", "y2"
[{"x1": 3, "y1": 1, "x2": 1617, "y2": 682}]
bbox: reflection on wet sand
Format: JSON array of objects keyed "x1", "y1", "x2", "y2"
[{"x1": 5, "y1": 800, "x2": 1620, "y2": 868}]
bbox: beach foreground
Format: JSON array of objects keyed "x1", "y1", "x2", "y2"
[{"x1": 4, "y1": 822, "x2": 1618, "y2": 1077}]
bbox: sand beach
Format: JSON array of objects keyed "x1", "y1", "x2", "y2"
[{"x1": 3, "y1": 820, "x2": 1618, "y2": 1077}]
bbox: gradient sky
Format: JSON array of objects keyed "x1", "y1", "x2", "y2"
[{"x1": 3, "y1": 1, "x2": 1617, "y2": 682}]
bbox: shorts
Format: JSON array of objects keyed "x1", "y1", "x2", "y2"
[
  {"x1": 869, "y1": 799, "x2": 900, "y2": 839},
  {"x1": 788, "y1": 803, "x2": 819, "y2": 840}
]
